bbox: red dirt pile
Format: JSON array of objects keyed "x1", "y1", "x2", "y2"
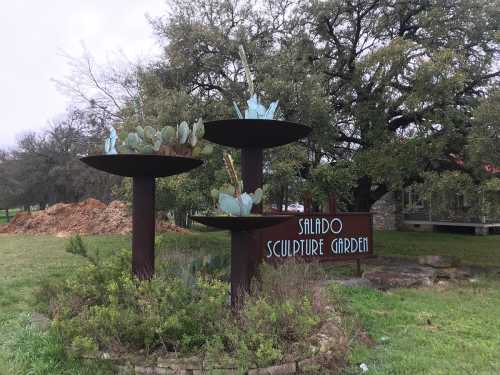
[{"x1": 0, "y1": 198, "x2": 188, "y2": 236}]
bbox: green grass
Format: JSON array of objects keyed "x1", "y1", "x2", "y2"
[
  {"x1": 1, "y1": 229, "x2": 500, "y2": 374},
  {"x1": 375, "y1": 230, "x2": 500, "y2": 267},
  {"x1": 338, "y1": 278, "x2": 500, "y2": 374},
  {"x1": 0, "y1": 234, "x2": 128, "y2": 374}
]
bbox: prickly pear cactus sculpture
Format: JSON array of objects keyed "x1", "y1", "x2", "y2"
[
  {"x1": 232, "y1": 46, "x2": 279, "y2": 120},
  {"x1": 109, "y1": 118, "x2": 213, "y2": 157},
  {"x1": 104, "y1": 127, "x2": 118, "y2": 155},
  {"x1": 211, "y1": 152, "x2": 263, "y2": 216}
]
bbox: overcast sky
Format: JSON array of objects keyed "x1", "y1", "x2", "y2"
[{"x1": 0, "y1": 0, "x2": 166, "y2": 149}]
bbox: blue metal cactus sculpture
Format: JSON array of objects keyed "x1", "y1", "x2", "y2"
[
  {"x1": 232, "y1": 45, "x2": 279, "y2": 120},
  {"x1": 210, "y1": 152, "x2": 263, "y2": 216},
  {"x1": 104, "y1": 118, "x2": 213, "y2": 157},
  {"x1": 104, "y1": 127, "x2": 118, "y2": 155},
  {"x1": 233, "y1": 94, "x2": 279, "y2": 120}
]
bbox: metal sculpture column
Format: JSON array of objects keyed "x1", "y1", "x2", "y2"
[
  {"x1": 241, "y1": 148, "x2": 263, "y2": 213},
  {"x1": 193, "y1": 119, "x2": 311, "y2": 307},
  {"x1": 81, "y1": 154, "x2": 202, "y2": 280},
  {"x1": 132, "y1": 176, "x2": 156, "y2": 278}
]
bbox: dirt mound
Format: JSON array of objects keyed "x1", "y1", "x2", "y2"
[{"x1": 0, "y1": 198, "x2": 188, "y2": 235}]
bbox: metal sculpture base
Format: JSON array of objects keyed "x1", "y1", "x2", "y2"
[
  {"x1": 191, "y1": 215, "x2": 291, "y2": 307},
  {"x1": 230, "y1": 229, "x2": 261, "y2": 308},
  {"x1": 241, "y1": 147, "x2": 263, "y2": 213},
  {"x1": 132, "y1": 177, "x2": 156, "y2": 279},
  {"x1": 80, "y1": 154, "x2": 203, "y2": 280}
]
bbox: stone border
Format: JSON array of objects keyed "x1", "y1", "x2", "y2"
[{"x1": 85, "y1": 350, "x2": 337, "y2": 374}]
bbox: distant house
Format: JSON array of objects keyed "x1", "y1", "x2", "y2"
[
  {"x1": 372, "y1": 189, "x2": 500, "y2": 235},
  {"x1": 371, "y1": 156, "x2": 500, "y2": 235}
]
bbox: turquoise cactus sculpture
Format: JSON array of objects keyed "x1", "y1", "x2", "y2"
[
  {"x1": 211, "y1": 152, "x2": 263, "y2": 216},
  {"x1": 232, "y1": 45, "x2": 279, "y2": 120},
  {"x1": 233, "y1": 94, "x2": 279, "y2": 120},
  {"x1": 104, "y1": 127, "x2": 118, "y2": 155},
  {"x1": 112, "y1": 118, "x2": 213, "y2": 157}
]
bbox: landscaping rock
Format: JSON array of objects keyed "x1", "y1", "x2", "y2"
[
  {"x1": 335, "y1": 278, "x2": 374, "y2": 288},
  {"x1": 135, "y1": 366, "x2": 169, "y2": 375},
  {"x1": 30, "y1": 312, "x2": 50, "y2": 330},
  {"x1": 158, "y1": 355, "x2": 202, "y2": 370},
  {"x1": 248, "y1": 362, "x2": 296, "y2": 375},
  {"x1": 436, "y1": 267, "x2": 472, "y2": 280},
  {"x1": 363, "y1": 265, "x2": 437, "y2": 289},
  {"x1": 418, "y1": 255, "x2": 460, "y2": 268}
]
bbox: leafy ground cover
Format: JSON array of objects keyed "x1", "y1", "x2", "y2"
[{"x1": 0, "y1": 230, "x2": 500, "y2": 374}]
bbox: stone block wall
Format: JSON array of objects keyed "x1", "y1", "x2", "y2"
[{"x1": 370, "y1": 192, "x2": 401, "y2": 231}]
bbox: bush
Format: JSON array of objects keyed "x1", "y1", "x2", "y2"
[
  {"x1": 42, "y1": 248, "x2": 229, "y2": 355},
  {"x1": 205, "y1": 261, "x2": 326, "y2": 370},
  {"x1": 37, "y1": 248, "x2": 327, "y2": 372},
  {"x1": 65, "y1": 235, "x2": 87, "y2": 257}
]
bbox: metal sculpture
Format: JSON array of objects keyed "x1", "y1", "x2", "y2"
[
  {"x1": 232, "y1": 46, "x2": 279, "y2": 120},
  {"x1": 210, "y1": 152, "x2": 263, "y2": 216},
  {"x1": 104, "y1": 118, "x2": 213, "y2": 157},
  {"x1": 104, "y1": 126, "x2": 118, "y2": 155}
]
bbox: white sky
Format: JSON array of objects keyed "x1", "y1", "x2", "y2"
[{"x1": 0, "y1": 0, "x2": 166, "y2": 149}]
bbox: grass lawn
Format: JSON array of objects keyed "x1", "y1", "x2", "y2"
[
  {"x1": 375, "y1": 230, "x2": 500, "y2": 267},
  {"x1": 0, "y1": 229, "x2": 499, "y2": 374},
  {"x1": 339, "y1": 278, "x2": 500, "y2": 374},
  {"x1": 0, "y1": 234, "x2": 129, "y2": 374}
]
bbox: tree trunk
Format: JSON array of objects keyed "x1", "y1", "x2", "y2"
[
  {"x1": 284, "y1": 186, "x2": 289, "y2": 212},
  {"x1": 351, "y1": 176, "x2": 389, "y2": 211},
  {"x1": 174, "y1": 209, "x2": 189, "y2": 228},
  {"x1": 277, "y1": 186, "x2": 284, "y2": 212},
  {"x1": 352, "y1": 176, "x2": 372, "y2": 211}
]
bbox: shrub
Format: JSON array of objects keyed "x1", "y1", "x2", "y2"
[
  {"x1": 206, "y1": 261, "x2": 326, "y2": 371},
  {"x1": 41, "y1": 247, "x2": 229, "y2": 355},
  {"x1": 37, "y1": 249, "x2": 326, "y2": 372},
  {"x1": 65, "y1": 235, "x2": 87, "y2": 257}
]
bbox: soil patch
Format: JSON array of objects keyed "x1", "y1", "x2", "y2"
[{"x1": 0, "y1": 198, "x2": 188, "y2": 235}]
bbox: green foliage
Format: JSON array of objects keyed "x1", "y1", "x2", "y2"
[
  {"x1": 308, "y1": 161, "x2": 358, "y2": 211},
  {"x1": 143, "y1": 0, "x2": 500, "y2": 210},
  {"x1": 36, "y1": 242, "x2": 325, "y2": 371},
  {"x1": 467, "y1": 90, "x2": 500, "y2": 168},
  {"x1": 0, "y1": 109, "x2": 120, "y2": 210},
  {"x1": 65, "y1": 235, "x2": 87, "y2": 258},
  {"x1": 45, "y1": 248, "x2": 230, "y2": 355},
  {"x1": 412, "y1": 171, "x2": 500, "y2": 222},
  {"x1": 205, "y1": 261, "x2": 326, "y2": 371}
]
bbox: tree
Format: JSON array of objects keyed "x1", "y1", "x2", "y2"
[
  {"x1": 0, "y1": 108, "x2": 121, "y2": 210},
  {"x1": 55, "y1": 0, "x2": 500, "y2": 213},
  {"x1": 147, "y1": 0, "x2": 500, "y2": 210}
]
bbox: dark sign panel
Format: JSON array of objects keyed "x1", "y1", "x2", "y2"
[{"x1": 260, "y1": 213, "x2": 373, "y2": 262}]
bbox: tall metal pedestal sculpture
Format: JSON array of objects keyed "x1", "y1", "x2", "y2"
[
  {"x1": 81, "y1": 154, "x2": 202, "y2": 280},
  {"x1": 192, "y1": 119, "x2": 311, "y2": 307}
]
